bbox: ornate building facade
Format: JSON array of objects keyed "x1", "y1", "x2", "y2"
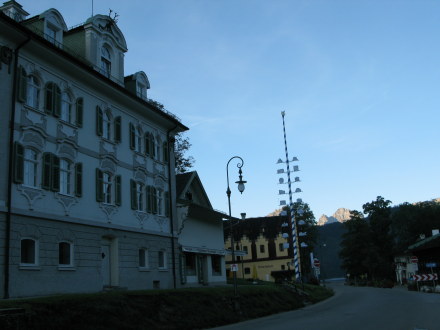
[{"x1": 0, "y1": 1, "x2": 187, "y2": 298}]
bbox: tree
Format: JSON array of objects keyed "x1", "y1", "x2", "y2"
[
  {"x1": 174, "y1": 132, "x2": 195, "y2": 174},
  {"x1": 147, "y1": 99, "x2": 195, "y2": 174},
  {"x1": 391, "y1": 201, "x2": 440, "y2": 253},
  {"x1": 362, "y1": 196, "x2": 393, "y2": 280},
  {"x1": 339, "y1": 210, "x2": 372, "y2": 279},
  {"x1": 291, "y1": 202, "x2": 317, "y2": 279}
]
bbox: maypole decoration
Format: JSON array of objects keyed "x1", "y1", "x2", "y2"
[{"x1": 277, "y1": 111, "x2": 302, "y2": 281}]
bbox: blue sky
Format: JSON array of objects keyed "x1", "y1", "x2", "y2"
[{"x1": 18, "y1": 0, "x2": 440, "y2": 219}]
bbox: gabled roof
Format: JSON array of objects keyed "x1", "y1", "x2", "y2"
[{"x1": 176, "y1": 171, "x2": 212, "y2": 209}]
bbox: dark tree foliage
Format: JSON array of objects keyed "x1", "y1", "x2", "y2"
[
  {"x1": 339, "y1": 195, "x2": 440, "y2": 282},
  {"x1": 289, "y1": 202, "x2": 317, "y2": 278},
  {"x1": 391, "y1": 201, "x2": 440, "y2": 253},
  {"x1": 339, "y1": 210, "x2": 372, "y2": 278},
  {"x1": 174, "y1": 133, "x2": 195, "y2": 174},
  {"x1": 362, "y1": 196, "x2": 394, "y2": 280}
]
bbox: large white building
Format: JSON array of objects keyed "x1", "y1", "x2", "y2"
[{"x1": 0, "y1": 1, "x2": 189, "y2": 298}]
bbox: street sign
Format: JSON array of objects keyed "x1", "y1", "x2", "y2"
[
  {"x1": 410, "y1": 256, "x2": 418, "y2": 263},
  {"x1": 426, "y1": 263, "x2": 437, "y2": 268},
  {"x1": 313, "y1": 259, "x2": 320, "y2": 268},
  {"x1": 413, "y1": 274, "x2": 438, "y2": 281},
  {"x1": 230, "y1": 264, "x2": 238, "y2": 272}
]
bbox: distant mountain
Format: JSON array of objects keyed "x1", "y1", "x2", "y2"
[{"x1": 318, "y1": 208, "x2": 352, "y2": 226}]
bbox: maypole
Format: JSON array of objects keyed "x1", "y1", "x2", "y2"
[{"x1": 279, "y1": 111, "x2": 302, "y2": 281}]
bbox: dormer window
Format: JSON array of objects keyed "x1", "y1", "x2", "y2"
[
  {"x1": 101, "y1": 46, "x2": 111, "y2": 78},
  {"x1": 136, "y1": 82, "x2": 147, "y2": 100},
  {"x1": 46, "y1": 24, "x2": 58, "y2": 44}
]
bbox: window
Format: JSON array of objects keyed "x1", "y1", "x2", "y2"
[
  {"x1": 96, "y1": 107, "x2": 121, "y2": 143},
  {"x1": 185, "y1": 253, "x2": 196, "y2": 276},
  {"x1": 96, "y1": 169, "x2": 121, "y2": 205},
  {"x1": 103, "y1": 112, "x2": 112, "y2": 140},
  {"x1": 26, "y1": 75, "x2": 40, "y2": 108},
  {"x1": 58, "y1": 242, "x2": 73, "y2": 266},
  {"x1": 139, "y1": 249, "x2": 149, "y2": 268},
  {"x1": 279, "y1": 243, "x2": 284, "y2": 252},
  {"x1": 162, "y1": 142, "x2": 169, "y2": 163},
  {"x1": 23, "y1": 148, "x2": 38, "y2": 187},
  {"x1": 145, "y1": 133, "x2": 156, "y2": 159},
  {"x1": 147, "y1": 187, "x2": 170, "y2": 216},
  {"x1": 129, "y1": 123, "x2": 142, "y2": 153},
  {"x1": 136, "y1": 82, "x2": 147, "y2": 100},
  {"x1": 212, "y1": 255, "x2": 222, "y2": 276},
  {"x1": 59, "y1": 159, "x2": 72, "y2": 195},
  {"x1": 244, "y1": 267, "x2": 251, "y2": 275},
  {"x1": 103, "y1": 172, "x2": 112, "y2": 204},
  {"x1": 130, "y1": 180, "x2": 144, "y2": 211},
  {"x1": 61, "y1": 92, "x2": 72, "y2": 123},
  {"x1": 21, "y1": 239, "x2": 38, "y2": 265},
  {"x1": 101, "y1": 46, "x2": 111, "y2": 78},
  {"x1": 42, "y1": 153, "x2": 59, "y2": 191},
  {"x1": 281, "y1": 265, "x2": 285, "y2": 270},
  {"x1": 158, "y1": 250, "x2": 166, "y2": 269},
  {"x1": 156, "y1": 188, "x2": 163, "y2": 215},
  {"x1": 243, "y1": 246, "x2": 248, "y2": 254},
  {"x1": 260, "y1": 245, "x2": 265, "y2": 253},
  {"x1": 45, "y1": 24, "x2": 59, "y2": 44},
  {"x1": 44, "y1": 82, "x2": 61, "y2": 116}
]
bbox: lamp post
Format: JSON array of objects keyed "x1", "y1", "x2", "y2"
[{"x1": 226, "y1": 156, "x2": 246, "y2": 298}]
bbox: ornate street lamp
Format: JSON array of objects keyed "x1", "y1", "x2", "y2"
[{"x1": 226, "y1": 156, "x2": 246, "y2": 298}]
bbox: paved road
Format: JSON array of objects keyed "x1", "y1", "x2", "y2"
[{"x1": 211, "y1": 282, "x2": 440, "y2": 330}]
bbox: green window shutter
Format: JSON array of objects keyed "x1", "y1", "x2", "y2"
[
  {"x1": 115, "y1": 175, "x2": 122, "y2": 206},
  {"x1": 130, "y1": 179, "x2": 137, "y2": 210},
  {"x1": 114, "y1": 116, "x2": 121, "y2": 143},
  {"x1": 96, "y1": 168, "x2": 104, "y2": 202},
  {"x1": 14, "y1": 142, "x2": 24, "y2": 183},
  {"x1": 17, "y1": 66, "x2": 27, "y2": 102},
  {"x1": 145, "y1": 133, "x2": 151, "y2": 156},
  {"x1": 75, "y1": 163, "x2": 83, "y2": 197},
  {"x1": 42, "y1": 152, "x2": 52, "y2": 190},
  {"x1": 152, "y1": 187, "x2": 157, "y2": 214},
  {"x1": 53, "y1": 85, "x2": 61, "y2": 118},
  {"x1": 51, "y1": 155, "x2": 60, "y2": 192},
  {"x1": 146, "y1": 185, "x2": 152, "y2": 213},
  {"x1": 129, "y1": 123, "x2": 135, "y2": 150},
  {"x1": 151, "y1": 135, "x2": 156, "y2": 158},
  {"x1": 96, "y1": 106, "x2": 103, "y2": 136},
  {"x1": 76, "y1": 98, "x2": 83, "y2": 127},
  {"x1": 163, "y1": 142, "x2": 169, "y2": 163},
  {"x1": 44, "y1": 83, "x2": 53, "y2": 114},
  {"x1": 165, "y1": 191, "x2": 170, "y2": 217}
]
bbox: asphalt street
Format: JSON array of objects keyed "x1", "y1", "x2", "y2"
[{"x1": 211, "y1": 281, "x2": 440, "y2": 330}]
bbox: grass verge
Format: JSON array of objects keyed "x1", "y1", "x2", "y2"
[{"x1": 0, "y1": 283, "x2": 333, "y2": 330}]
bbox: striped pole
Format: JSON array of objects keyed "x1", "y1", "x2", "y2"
[{"x1": 281, "y1": 111, "x2": 301, "y2": 281}]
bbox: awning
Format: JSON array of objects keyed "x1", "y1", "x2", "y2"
[{"x1": 182, "y1": 246, "x2": 228, "y2": 255}]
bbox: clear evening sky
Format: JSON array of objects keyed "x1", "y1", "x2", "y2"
[{"x1": 19, "y1": 0, "x2": 440, "y2": 219}]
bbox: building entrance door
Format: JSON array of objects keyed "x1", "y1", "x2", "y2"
[{"x1": 101, "y1": 244, "x2": 111, "y2": 286}]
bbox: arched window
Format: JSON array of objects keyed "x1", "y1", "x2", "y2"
[
  {"x1": 61, "y1": 92, "x2": 72, "y2": 123},
  {"x1": 101, "y1": 46, "x2": 111, "y2": 78},
  {"x1": 26, "y1": 75, "x2": 40, "y2": 108},
  {"x1": 21, "y1": 238, "x2": 38, "y2": 265},
  {"x1": 58, "y1": 241, "x2": 73, "y2": 266}
]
